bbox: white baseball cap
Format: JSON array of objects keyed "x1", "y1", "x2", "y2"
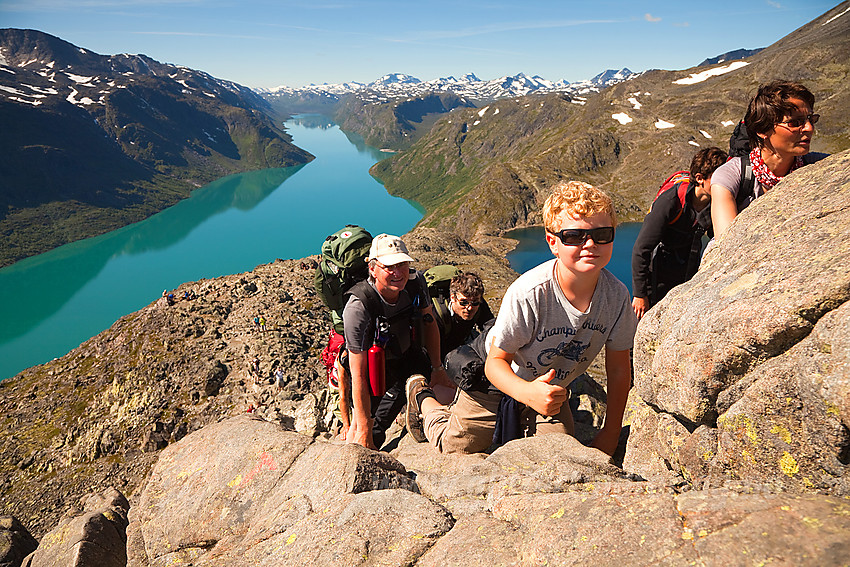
[{"x1": 368, "y1": 234, "x2": 414, "y2": 265}]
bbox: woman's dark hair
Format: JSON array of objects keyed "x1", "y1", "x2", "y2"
[
  {"x1": 744, "y1": 81, "x2": 815, "y2": 148},
  {"x1": 690, "y1": 146, "x2": 728, "y2": 180}
]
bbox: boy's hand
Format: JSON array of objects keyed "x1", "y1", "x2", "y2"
[{"x1": 526, "y1": 369, "x2": 568, "y2": 416}]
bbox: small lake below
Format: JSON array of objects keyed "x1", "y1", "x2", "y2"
[
  {"x1": 0, "y1": 115, "x2": 422, "y2": 380},
  {"x1": 505, "y1": 223, "x2": 641, "y2": 294}
]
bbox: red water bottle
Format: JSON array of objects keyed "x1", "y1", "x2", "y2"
[{"x1": 368, "y1": 343, "x2": 385, "y2": 397}]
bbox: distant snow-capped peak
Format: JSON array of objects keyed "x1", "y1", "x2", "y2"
[{"x1": 258, "y1": 69, "x2": 636, "y2": 103}]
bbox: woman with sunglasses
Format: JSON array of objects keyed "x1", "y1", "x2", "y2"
[{"x1": 711, "y1": 81, "x2": 829, "y2": 238}]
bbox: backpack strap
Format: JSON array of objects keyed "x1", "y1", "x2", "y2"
[
  {"x1": 347, "y1": 281, "x2": 383, "y2": 321},
  {"x1": 666, "y1": 180, "x2": 691, "y2": 225},
  {"x1": 736, "y1": 154, "x2": 756, "y2": 212},
  {"x1": 345, "y1": 276, "x2": 425, "y2": 352},
  {"x1": 431, "y1": 294, "x2": 453, "y2": 336}
]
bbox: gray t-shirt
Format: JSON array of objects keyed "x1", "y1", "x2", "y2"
[
  {"x1": 342, "y1": 271, "x2": 429, "y2": 358},
  {"x1": 489, "y1": 259, "x2": 637, "y2": 387},
  {"x1": 710, "y1": 157, "x2": 762, "y2": 211},
  {"x1": 711, "y1": 154, "x2": 829, "y2": 213}
]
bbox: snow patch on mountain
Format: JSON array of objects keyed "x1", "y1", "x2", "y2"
[
  {"x1": 673, "y1": 61, "x2": 749, "y2": 85},
  {"x1": 612, "y1": 113, "x2": 632, "y2": 125},
  {"x1": 655, "y1": 119, "x2": 675, "y2": 129}
]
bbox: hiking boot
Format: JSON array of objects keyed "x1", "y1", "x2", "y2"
[{"x1": 405, "y1": 375, "x2": 428, "y2": 443}]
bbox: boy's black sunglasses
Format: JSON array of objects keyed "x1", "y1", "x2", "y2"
[{"x1": 547, "y1": 227, "x2": 615, "y2": 246}]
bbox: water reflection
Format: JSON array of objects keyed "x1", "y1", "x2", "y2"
[
  {"x1": 0, "y1": 115, "x2": 422, "y2": 380},
  {"x1": 0, "y1": 167, "x2": 301, "y2": 344}
]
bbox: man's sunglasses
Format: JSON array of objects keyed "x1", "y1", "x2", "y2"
[
  {"x1": 547, "y1": 227, "x2": 615, "y2": 246},
  {"x1": 456, "y1": 299, "x2": 481, "y2": 307},
  {"x1": 777, "y1": 113, "x2": 819, "y2": 130}
]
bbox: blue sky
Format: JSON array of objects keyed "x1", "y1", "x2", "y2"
[{"x1": 0, "y1": 0, "x2": 841, "y2": 88}]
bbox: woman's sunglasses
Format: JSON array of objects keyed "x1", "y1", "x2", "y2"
[
  {"x1": 547, "y1": 227, "x2": 615, "y2": 246},
  {"x1": 777, "y1": 113, "x2": 819, "y2": 130}
]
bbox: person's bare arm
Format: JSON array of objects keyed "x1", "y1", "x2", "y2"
[
  {"x1": 590, "y1": 347, "x2": 631, "y2": 456},
  {"x1": 346, "y1": 350, "x2": 375, "y2": 449},
  {"x1": 485, "y1": 344, "x2": 567, "y2": 415},
  {"x1": 711, "y1": 183, "x2": 738, "y2": 239},
  {"x1": 631, "y1": 296, "x2": 649, "y2": 320}
]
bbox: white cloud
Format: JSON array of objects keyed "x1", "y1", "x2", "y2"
[{"x1": 644, "y1": 13, "x2": 661, "y2": 23}]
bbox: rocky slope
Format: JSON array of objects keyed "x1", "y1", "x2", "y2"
[
  {"x1": 4, "y1": 151, "x2": 850, "y2": 565},
  {"x1": 0, "y1": 228, "x2": 518, "y2": 540},
  {"x1": 372, "y1": 1, "x2": 850, "y2": 241},
  {"x1": 625, "y1": 150, "x2": 850, "y2": 495},
  {"x1": 0, "y1": 29, "x2": 314, "y2": 267},
  {"x1": 333, "y1": 91, "x2": 476, "y2": 150}
]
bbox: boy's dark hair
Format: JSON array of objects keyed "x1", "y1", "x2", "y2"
[
  {"x1": 690, "y1": 146, "x2": 728, "y2": 180},
  {"x1": 744, "y1": 81, "x2": 815, "y2": 149},
  {"x1": 450, "y1": 272, "x2": 484, "y2": 299}
]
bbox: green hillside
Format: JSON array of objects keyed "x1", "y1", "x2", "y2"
[{"x1": 372, "y1": 2, "x2": 850, "y2": 240}]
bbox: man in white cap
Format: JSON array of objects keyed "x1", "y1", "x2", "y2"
[{"x1": 342, "y1": 234, "x2": 449, "y2": 449}]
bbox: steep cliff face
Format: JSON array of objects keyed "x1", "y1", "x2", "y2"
[{"x1": 625, "y1": 150, "x2": 850, "y2": 494}]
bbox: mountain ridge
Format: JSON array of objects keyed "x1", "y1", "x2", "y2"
[
  {"x1": 0, "y1": 28, "x2": 314, "y2": 268},
  {"x1": 370, "y1": 1, "x2": 850, "y2": 241}
]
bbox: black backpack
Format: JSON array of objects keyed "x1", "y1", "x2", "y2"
[{"x1": 728, "y1": 119, "x2": 756, "y2": 212}]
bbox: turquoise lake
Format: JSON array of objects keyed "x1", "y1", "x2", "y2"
[{"x1": 0, "y1": 115, "x2": 422, "y2": 380}]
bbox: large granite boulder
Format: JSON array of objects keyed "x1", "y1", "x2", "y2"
[
  {"x1": 127, "y1": 415, "x2": 450, "y2": 566},
  {"x1": 0, "y1": 517, "x2": 38, "y2": 567},
  {"x1": 625, "y1": 150, "x2": 850, "y2": 494},
  {"x1": 125, "y1": 416, "x2": 850, "y2": 565},
  {"x1": 22, "y1": 488, "x2": 129, "y2": 567}
]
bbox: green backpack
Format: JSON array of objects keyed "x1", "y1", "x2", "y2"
[
  {"x1": 423, "y1": 264, "x2": 462, "y2": 333},
  {"x1": 314, "y1": 225, "x2": 373, "y2": 333}
]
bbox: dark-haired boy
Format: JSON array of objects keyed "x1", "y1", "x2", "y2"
[{"x1": 631, "y1": 146, "x2": 728, "y2": 319}]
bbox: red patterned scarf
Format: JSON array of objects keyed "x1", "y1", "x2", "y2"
[{"x1": 749, "y1": 148, "x2": 804, "y2": 191}]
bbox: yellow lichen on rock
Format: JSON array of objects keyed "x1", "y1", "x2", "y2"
[{"x1": 779, "y1": 452, "x2": 799, "y2": 477}]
